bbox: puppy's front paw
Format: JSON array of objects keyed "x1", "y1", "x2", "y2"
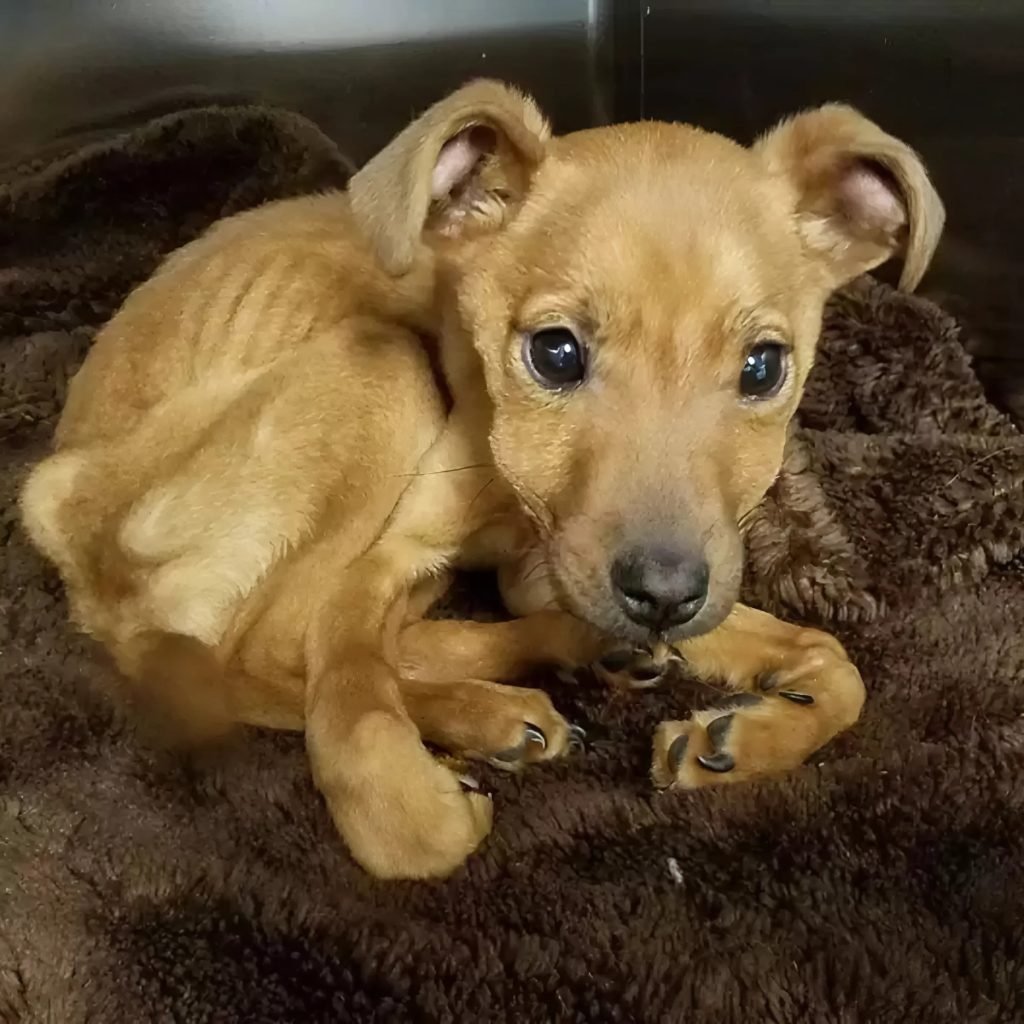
[
  {"x1": 651, "y1": 635, "x2": 865, "y2": 788},
  {"x1": 592, "y1": 644, "x2": 681, "y2": 691},
  {"x1": 480, "y1": 686, "x2": 587, "y2": 770},
  {"x1": 410, "y1": 680, "x2": 585, "y2": 770}
]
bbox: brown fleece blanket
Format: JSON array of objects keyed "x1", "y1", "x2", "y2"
[{"x1": 2, "y1": 106, "x2": 1023, "y2": 1024}]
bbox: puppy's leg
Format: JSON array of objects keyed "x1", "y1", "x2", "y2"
[
  {"x1": 651, "y1": 604, "x2": 866, "y2": 788},
  {"x1": 305, "y1": 547, "x2": 494, "y2": 881},
  {"x1": 396, "y1": 612, "x2": 603, "y2": 683},
  {"x1": 392, "y1": 612, "x2": 599, "y2": 768},
  {"x1": 307, "y1": 651, "x2": 493, "y2": 880}
]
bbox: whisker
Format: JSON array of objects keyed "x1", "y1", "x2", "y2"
[
  {"x1": 942, "y1": 446, "x2": 1015, "y2": 489},
  {"x1": 521, "y1": 559, "x2": 550, "y2": 584},
  {"x1": 393, "y1": 462, "x2": 493, "y2": 478},
  {"x1": 466, "y1": 477, "x2": 495, "y2": 512},
  {"x1": 500, "y1": 468, "x2": 556, "y2": 540},
  {"x1": 737, "y1": 505, "x2": 760, "y2": 531}
]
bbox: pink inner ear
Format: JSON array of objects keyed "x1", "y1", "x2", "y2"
[
  {"x1": 431, "y1": 127, "x2": 491, "y2": 201},
  {"x1": 837, "y1": 162, "x2": 907, "y2": 234}
]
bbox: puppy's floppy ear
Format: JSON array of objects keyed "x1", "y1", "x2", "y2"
[
  {"x1": 348, "y1": 79, "x2": 550, "y2": 274},
  {"x1": 755, "y1": 104, "x2": 944, "y2": 290}
]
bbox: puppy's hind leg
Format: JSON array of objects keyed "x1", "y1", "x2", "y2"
[{"x1": 305, "y1": 544, "x2": 494, "y2": 880}]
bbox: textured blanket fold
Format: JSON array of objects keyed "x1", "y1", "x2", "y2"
[{"x1": 1, "y1": 105, "x2": 1022, "y2": 1024}]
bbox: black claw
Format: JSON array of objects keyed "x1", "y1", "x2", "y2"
[
  {"x1": 600, "y1": 650, "x2": 637, "y2": 672},
  {"x1": 568, "y1": 723, "x2": 587, "y2": 751},
  {"x1": 706, "y1": 712, "x2": 734, "y2": 749},
  {"x1": 698, "y1": 713, "x2": 736, "y2": 772},
  {"x1": 697, "y1": 751, "x2": 736, "y2": 773},
  {"x1": 779, "y1": 690, "x2": 814, "y2": 705},
  {"x1": 668, "y1": 734, "x2": 689, "y2": 774},
  {"x1": 462, "y1": 776, "x2": 494, "y2": 797},
  {"x1": 524, "y1": 724, "x2": 548, "y2": 751},
  {"x1": 757, "y1": 672, "x2": 781, "y2": 692},
  {"x1": 632, "y1": 664, "x2": 663, "y2": 683},
  {"x1": 725, "y1": 693, "x2": 764, "y2": 709},
  {"x1": 491, "y1": 743, "x2": 526, "y2": 765}
]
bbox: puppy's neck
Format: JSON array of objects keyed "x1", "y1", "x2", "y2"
[{"x1": 431, "y1": 259, "x2": 495, "y2": 425}]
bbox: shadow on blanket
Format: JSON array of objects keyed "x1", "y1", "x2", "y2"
[{"x1": 1, "y1": 105, "x2": 1023, "y2": 1024}]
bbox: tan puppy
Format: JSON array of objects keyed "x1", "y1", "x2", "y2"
[{"x1": 20, "y1": 81, "x2": 943, "y2": 879}]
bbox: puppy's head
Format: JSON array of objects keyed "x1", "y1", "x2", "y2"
[{"x1": 350, "y1": 82, "x2": 944, "y2": 644}]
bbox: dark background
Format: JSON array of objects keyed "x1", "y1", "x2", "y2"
[
  {"x1": 615, "y1": 1, "x2": 1024, "y2": 418},
  {"x1": 2, "y1": 0, "x2": 1020, "y2": 414}
]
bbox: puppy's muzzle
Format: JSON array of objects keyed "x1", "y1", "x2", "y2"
[{"x1": 610, "y1": 545, "x2": 709, "y2": 633}]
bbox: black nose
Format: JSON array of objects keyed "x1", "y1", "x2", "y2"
[{"x1": 610, "y1": 546, "x2": 709, "y2": 631}]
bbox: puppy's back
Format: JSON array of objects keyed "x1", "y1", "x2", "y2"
[{"x1": 56, "y1": 192, "x2": 429, "y2": 450}]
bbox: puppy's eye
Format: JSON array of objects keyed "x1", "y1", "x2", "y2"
[
  {"x1": 740, "y1": 342, "x2": 788, "y2": 399},
  {"x1": 523, "y1": 327, "x2": 586, "y2": 389}
]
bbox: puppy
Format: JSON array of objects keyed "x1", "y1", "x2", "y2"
[{"x1": 20, "y1": 81, "x2": 943, "y2": 879}]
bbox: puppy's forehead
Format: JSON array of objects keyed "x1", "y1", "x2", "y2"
[
  {"x1": 539, "y1": 121, "x2": 788, "y2": 225},
  {"x1": 512, "y1": 122, "x2": 806, "y2": 321},
  {"x1": 547, "y1": 120, "x2": 756, "y2": 171}
]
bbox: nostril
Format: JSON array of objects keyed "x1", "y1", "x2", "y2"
[
  {"x1": 678, "y1": 580, "x2": 708, "y2": 608},
  {"x1": 618, "y1": 581, "x2": 657, "y2": 607},
  {"x1": 670, "y1": 588, "x2": 707, "y2": 621},
  {"x1": 610, "y1": 556, "x2": 658, "y2": 607}
]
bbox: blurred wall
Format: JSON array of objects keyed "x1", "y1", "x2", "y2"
[{"x1": 0, "y1": 0, "x2": 612, "y2": 164}]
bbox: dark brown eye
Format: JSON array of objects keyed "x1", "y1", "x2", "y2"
[
  {"x1": 740, "y1": 342, "x2": 788, "y2": 399},
  {"x1": 523, "y1": 328, "x2": 586, "y2": 389}
]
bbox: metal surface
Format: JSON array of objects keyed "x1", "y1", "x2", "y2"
[
  {"x1": 625, "y1": 0, "x2": 1024, "y2": 414},
  {"x1": 0, "y1": 0, "x2": 612, "y2": 165}
]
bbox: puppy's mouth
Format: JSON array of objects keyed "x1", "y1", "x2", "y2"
[{"x1": 544, "y1": 541, "x2": 738, "y2": 646}]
